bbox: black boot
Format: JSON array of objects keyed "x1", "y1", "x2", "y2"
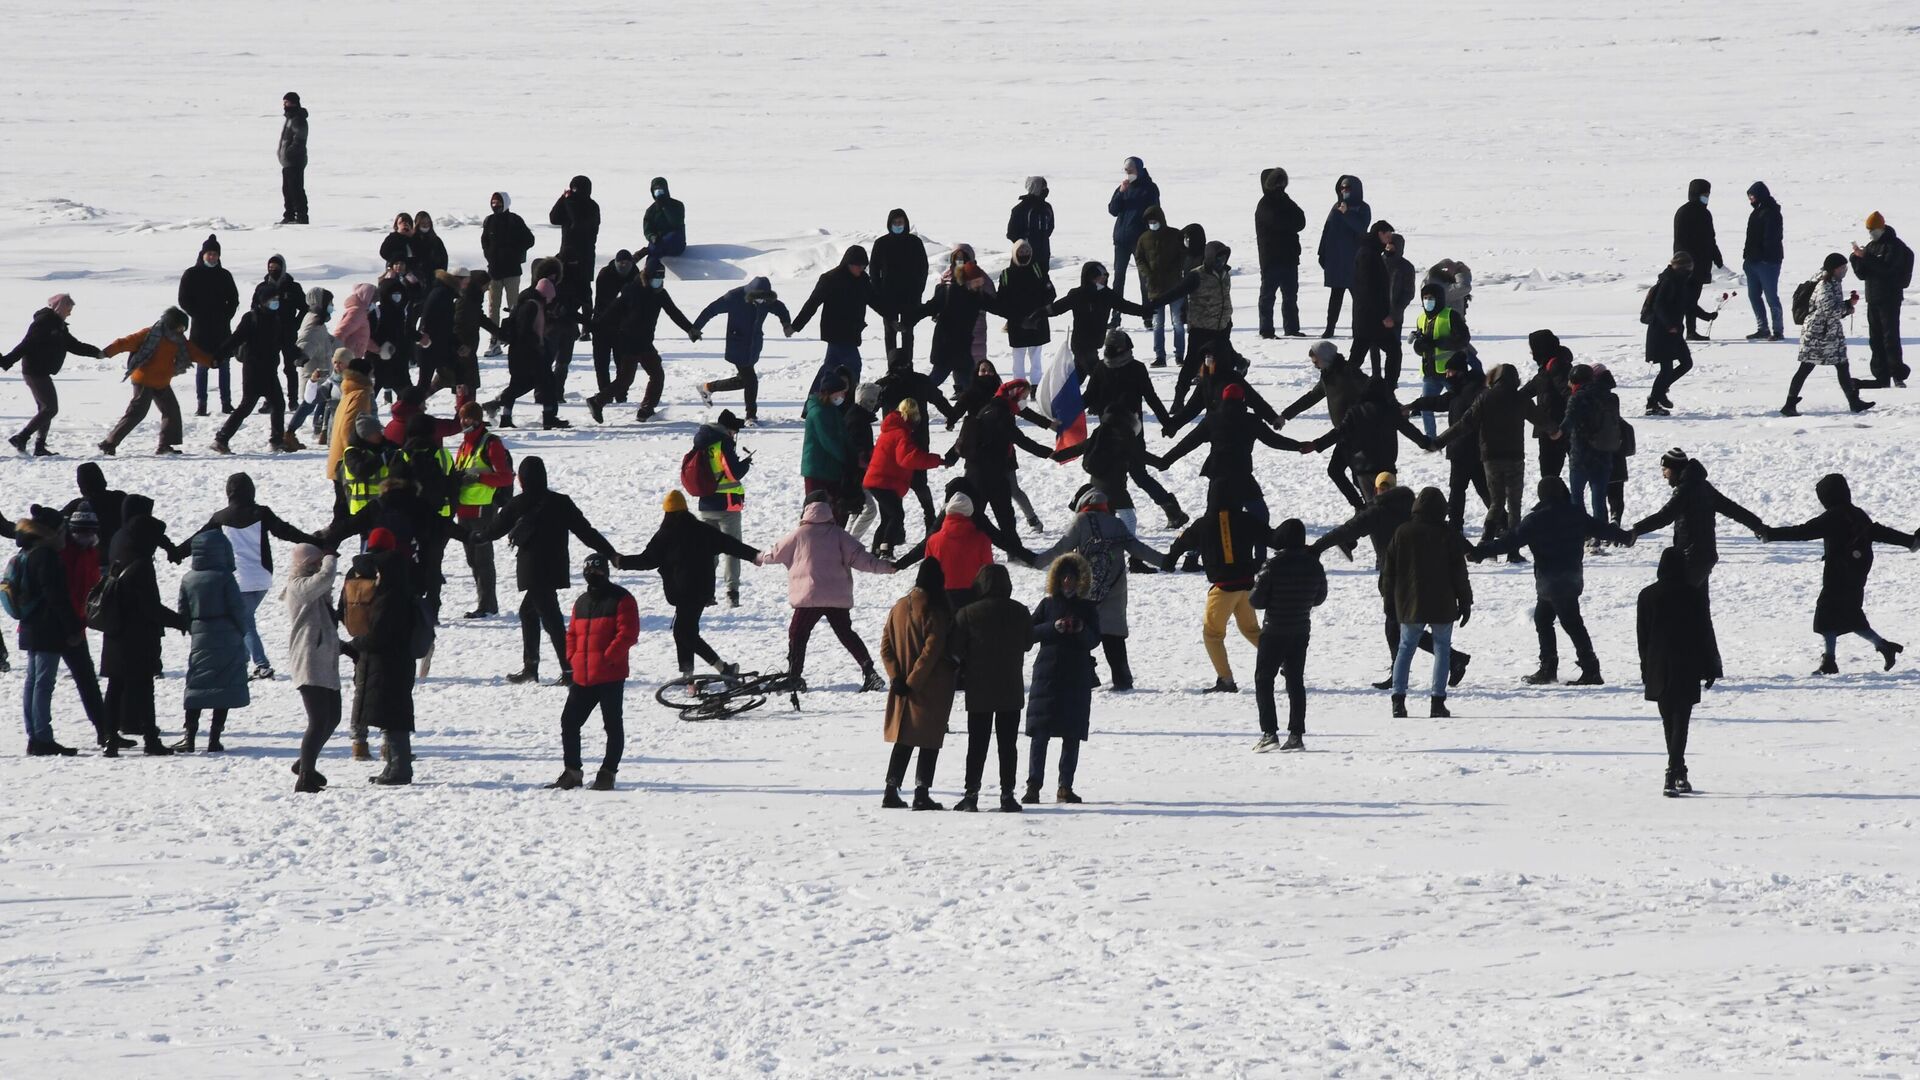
[
  {"x1": 1279, "y1": 732, "x2": 1304, "y2": 751},
  {"x1": 1390, "y1": 694, "x2": 1407, "y2": 718},
  {"x1": 1449, "y1": 651, "x2": 1471, "y2": 687},
  {"x1": 1880, "y1": 641, "x2": 1905, "y2": 671},
  {"x1": 205, "y1": 716, "x2": 225, "y2": 753},
  {"x1": 1815, "y1": 653, "x2": 1839, "y2": 675},
  {"x1": 1780, "y1": 396, "x2": 1800, "y2": 417},
  {"x1": 952, "y1": 792, "x2": 980, "y2": 812},
  {"x1": 545, "y1": 768, "x2": 584, "y2": 790},
  {"x1": 142, "y1": 733, "x2": 173, "y2": 756},
  {"x1": 881, "y1": 785, "x2": 908, "y2": 809},
  {"x1": 507, "y1": 667, "x2": 539, "y2": 684},
  {"x1": 911, "y1": 787, "x2": 945, "y2": 811},
  {"x1": 591, "y1": 766, "x2": 617, "y2": 791},
  {"x1": 1021, "y1": 781, "x2": 1042, "y2": 805},
  {"x1": 1663, "y1": 771, "x2": 1679, "y2": 797},
  {"x1": 1430, "y1": 695, "x2": 1451, "y2": 718},
  {"x1": 999, "y1": 790, "x2": 1023, "y2": 812},
  {"x1": 171, "y1": 721, "x2": 197, "y2": 753},
  {"x1": 1522, "y1": 665, "x2": 1557, "y2": 685},
  {"x1": 1055, "y1": 786, "x2": 1083, "y2": 804},
  {"x1": 1566, "y1": 664, "x2": 1603, "y2": 686}
]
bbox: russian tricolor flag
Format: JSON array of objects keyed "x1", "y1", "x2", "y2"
[{"x1": 1035, "y1": 338, "x2": 1087, "y2": 452}]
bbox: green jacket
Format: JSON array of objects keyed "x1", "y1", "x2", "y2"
[{"x1": 800, "y1": 397, "x2": 849, "y2": 481}]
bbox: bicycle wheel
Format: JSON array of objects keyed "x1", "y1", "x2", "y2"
[
  {"x1": 681, "y1": 692, "x2": 767, "y2": 722},
  {"x1": 655, "y1": 674, "x2": 733, "y2": 712}
]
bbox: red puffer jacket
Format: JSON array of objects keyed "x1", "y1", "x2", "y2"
[
  {"x1": 863, "y1": 412, "x2": 945, "y2": 495},
  {"x1": 565, "y1": 581, "x2": 640, "y2": 685},
  {"x1": 924, "y1": 512, "x2": 994, "y2": 591}
]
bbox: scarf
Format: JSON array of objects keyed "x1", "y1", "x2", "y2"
[{"x1": 126, "y1": 318, "x2": 184, "y2": 377}]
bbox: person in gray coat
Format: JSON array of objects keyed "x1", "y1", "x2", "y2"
[
  {"x1": 1024, "y1": 486, "x2": 1162, "y2": 691},
  {"x1": 174, "y1": 530, "x2": 251, "y2": 752},
  {"x1": 285, "y1": 544, "x2": 345, "y2": 792}
]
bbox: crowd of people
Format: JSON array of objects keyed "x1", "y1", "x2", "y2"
[{"x1": 3, "y1": 100, "x2": 1917, "y2": 805}]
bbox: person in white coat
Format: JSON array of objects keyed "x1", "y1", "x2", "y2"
[
  {"x1": 198, "y1": 472, "x2": 321, "y2": 680},
  {"x1": 285, "y1": 544, "x2": 346, "y2": 792}
]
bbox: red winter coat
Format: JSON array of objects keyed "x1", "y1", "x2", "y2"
[
  {"x1": 863, "y1": 412, "x2": 945, "y2": 495},
  {"x1": 566, "y1": 581, "x2": 640, "y2": 685},
  {"x1": 384, "y1": 398, "x2": 462, "y2": 448},
  {"x1": 59, "y1": 543, "x2": 103, "y2": 622},
  {"x1": 925, "y1": 512, "x2": 994, "y2": 591}
]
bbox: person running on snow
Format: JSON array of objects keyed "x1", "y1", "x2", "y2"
[
  {"x1": 1637, "y1": 546, "x2": 1719, "y2": 797},
  {"x1": 1433, "y1": 361, "x2": 1551, "y2": 556},
  {"x1": 618, "y1": 491, "x2": 761, "y2": 684},
  {"x1": 3, "y1": 293, "x2": 103, "y2": 456},
  {"x1": 876, "y1": 351, "x2": 955, "y2": 531},
  {"x1": 212, "y1": 289, "x2": 307, "y2": 454},
  {"x1": 1404, "y1": 351, "x2": 1489, "y2": 533},
  {"x1": 590, "y1": 257, "x2": 698, "y2": 424},
  {"x1": 1472, "y1": 477, "x2": 1612, "y2": 687},
  {"x1": 1781, "y1": 253, "x2": 1873, "y2": 416},
  {"x1": 1278, "y1": 340, "x2": 1371, "y2": 508},
  {"x1": 1755, "y1": 473, "x2": 1917, "y2": 674},
  {"x1": 759, "y1": 490, "x2": 894, "y2": 692},
  {"x1": 547, "y1": 553, "x2": 639, "y2": 792},
  {"x1": 99, "y1": 307, "x2": 210, "y2": 457},
  {"x1": 1164, "y1": 489, "x2": 1269, "y2": 694},
  {"x1": 481, "y1": 275, "x2": 554, "y2": 429},
  {"x1": 1248, "y1": 518, "x2": 1327, "y2": 752},
  {"x1": 1619, "y1": 448, "x2": 1765, "y2": 674},
  {"x1": 1155, "y1": 382, "x2": 1300, "y2": 530},
  {"x1": 864, "y1": 399, "x2": 948, "y2": 559},
  {"x1": 694, "y1": 276, "x2": 792, "y2": 423},
  {"x1": 197, "y1": 472, "x2": 321, "y2": 681}
]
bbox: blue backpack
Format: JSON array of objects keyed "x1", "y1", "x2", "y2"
[{"x1": 0, "y1": 552, "x2": 37, "y2": 621}]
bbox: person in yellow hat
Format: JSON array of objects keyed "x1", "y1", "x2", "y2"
[
  {"x1": 617, "y1": 490, "x2": 762, "y2": 682},
  {"x1": 1849, "y1": 211, "x2": 1914, "y2": 389}
]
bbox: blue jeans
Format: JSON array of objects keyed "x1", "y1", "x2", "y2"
[
  {"x1": 1027, "y1": 735, "x2": 1081, "y2": 789},
  {"x1": 1110, "y1": 245, "x2": 1135, "y2": 326},
  {"x1": 240, "y1": 590, "x2": 270, "y2": 668},
  {"x1": 196, "y1": 360, "x2": 232, "y2": 412},
  {"x1": 1568, "y1": 455, "x2": 1613, "y2": 520},
  {"x1": 810, "y1": 343, "x2": 861, "y2": 395},
  {"x1": 23, "y1": 650, "x2": 59, "y2": 744},
  {"x1": 1744, "y1": 260, "x2": 1783, "y2": 336},
  {"x1": 1152, "y1": 297, "x2": 1186, "y2": 363},
  {"x1": 1419, "y1": 373, "x2": 1447, "y2": 437},
  {"x1": 1392, "y1": 621, "x2": 1454, "y2": 699}
]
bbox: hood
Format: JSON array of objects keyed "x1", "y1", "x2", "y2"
[
  {"x1": 841, "y1": 244, "x2": 870, "y2": 270},
  {"x1": 879, "y1": 411, "x2": 913, "y2": 436},
  {"x1": 886, "y1": 207, "x2": 911, "y2": 232},
  {"x1": 744, "y1": 275, "x2": 774, "y2": 301},
  {"x1": 1181, "y1": 223, "x2": 1208, "y2": 253},
  {"x1": 518, "y1": 455, "x2": 548, "y2": 495},
  {"x1": 1747, "y1": 181, "x2": 1773, "y2": 205},
  {"x1": 801, "y1": 501, "x2": 836, "y2": 526},
  {"x1": 914, "y1": 557, "x2": 947, "y2": 595},
  {"x1": 1687, "y1": 178, "x2": 1711, "y2": 200},
  {"x1": 305, "y1": 286, "x2": 333, "y2": 313},
  {"x1": 569, "y1": 175, "x2": 593, "y2": 198},
  {"x1": 1023, "y1": 176, "x2": 1047, "y2": 198},
  {"x1": 1656, "y1": 545, "x2": 1688, "y2": 584},
  {"x1": 1273, "y1": 518, "x2": 1306, "y2": 549},
  {"x1": 189, "y1": 529, "x2": 236, "y2": 573},
  {"x1": 284, "y1": 104, "x2": 308, "y2": 120},
  {"x1": 288, "y1": 543, "x2": 327, "y2": 580},
  {"x1": 973, "y1": 562, "x2": 1012, "y2": 600},
  {"x1": 1537, "y1": 476, "x2": 1570, "y2": 502},
  {"x1": 1815, "y1": 472, "x2": 1851, "y2": 510},
  {"x1": 492, "y1": 191, "x2": 511, "y2": 210},
  {"x1": 77, "y1": 462, "x2": 108, "y2": 498},
  {"x1": 1124, "y1": 156, "x2": 1149, "y2": 181},
  {"x1": 226, "y1": 472, "x2": 256, "y2": 506},
  {"x1": 1412, "y1": 486, "x2": 1447, "y2": 522},
  {"x1": 1527, "y1": 329, "x2": 1561, "y2": 362},
  {"x1": 1261, "y1": 167, "x2": 1288, "y2": 194},
  {"x1": 1335, "y1": 174, "x2": 1365, "y2": 202},
  {"x1": 1489, "y1": 363, "x2": 1519, "y2": 391},
  {"x1": 1080, "y1": 261, "x2": 1109, "y2": 288},
  {"x1": 1143, "y1": 206, "x2": 1167, "y2": 229},
  {"x1": 1045, "y1": 551, "x2": 1092, "y2": 599},
  {"x1": 348, "y1": 282, "x2": 378, "y2": 308},
  {"x1": 1011, "y1": 239, "x2": 1034, "y2": 266},
  {"x1": 1202, "y1": 240, "x2": 1231, "y2": 267},
  {"x1": 649, "y1": 176, "x2": 670, "y2": 197},
  {"x1": 124, "y1": 493, "x2": 153, "y2": 520}
]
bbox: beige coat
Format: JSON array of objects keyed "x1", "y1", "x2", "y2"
[{"x1": 879, "y1": 589, "x2": 956, "y2": 748}]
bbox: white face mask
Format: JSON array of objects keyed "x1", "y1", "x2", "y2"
[
  {"x1": 1148, "y1": 222, "x2": 1162, "y2": 232},
  {"x1": 1871, "y1": 228, "x2": 1886, "y2": 240},
  {"x1": 830, "y1": 394, "x2": 846, "y2": 407},
  {"x1": 1699, "y1": 195, "x2": 1709, "y2": 206},
  {"x1": 652, "y1": 190, "x2": 665, "y2": 199},
  {"x1": 203, "y1": 254, "x2": 218, "y2": 267}
]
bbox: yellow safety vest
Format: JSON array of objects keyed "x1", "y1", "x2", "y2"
[
  {"x1": 453, "y1": 434, "x2": 501, "y2": 508},
  {"x1": 343, "y1": 456, "x2": 387, "y2": 515}
]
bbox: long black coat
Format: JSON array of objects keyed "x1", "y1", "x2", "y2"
[
  {"x1": 99, "y1": 503, "x2": 186, "y2": 681},
  {"x1": 949, "y1": 564, "x2": 1033, "y2": 713},
  {"x1": 618, "y1": 509, "x2": 760, "y2": 608},
  {"x1": 178, "y1": 260, "x2": 239, "y2": 351},
  {"x1": 1006, "y1": 195, "x2": 1055, "y2": 273},
  {"x1": 1766, "y1": 474, "x2": 1914, "y2": 635},
  {"x1": 1025, "y1": 585, "x2": 1101, "y2": 741},
  {"x1": 998, "y1": 262, "x2": 1055, "y2": 349},
  {"x1": 345, "y1": 549, "x2": 416, "y2": 732},
  {"x1": 1637, "y1": 548, "x2": 1719, "y2": 705},
  {"x1": 870, "y1": 214, "x2": 929, "y2": 318},
  {"x1": 1254, "y1": 169, "x2": 1306, "y2": 269},
  {"x1": 1672, "y1": 180, "x2": 1723, "y2": 283}
]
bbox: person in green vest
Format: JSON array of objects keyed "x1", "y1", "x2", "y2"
[
  {"x1": 451, "y1": 401, "x2": 513, "y2": 618},
  {"x1": 336, "y1": 414, "x2": 394, "y2": 520},
  {"x1": 692, "y1": 410, "x2": 752, "y2": 607},
  {"x1": 1407, "y1": 282, "x2": 1473, "y2": 438}
]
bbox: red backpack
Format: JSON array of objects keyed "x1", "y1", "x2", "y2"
[{"x1": 680, "y1": 444, "x2": 717, "y2": 497}]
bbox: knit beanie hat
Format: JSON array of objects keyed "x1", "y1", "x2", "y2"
[
  {"x1": 1867, "y1": 211, "x2": 1886, "y2": 231},
  {"x1": 1102, "y1": 329, "x2": 1134, "y2": 368},
  {"x1": 1374, "y1": 471, "x2": 1397, "y2": 492},
  {"x1": 367, "y1": 527, "x2": 398, "y2": 552},
  {"x1": 945, "y1": 493, "x2": 974, "y2": 518},
  {"x1": 663, "y1": 490, "x2": 688, "y2": 512},
  {"x1": 201, "y1": 233, "x2": 221, "y2": 255},
  {"x1": 46, "y1": 293, "x2": 74, "y2": 316},
  {"x1": 1308, "y1": 340, "x2": 1339, "y2": 364},
  {"x1": 1660, "y1": 447, "x2": 1690, "y2": 469}
]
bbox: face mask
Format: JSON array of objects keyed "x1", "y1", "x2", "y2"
[
  {"x1": 203, "y1": 255, "x2": 218, "y2": 267},
  {"x1": 267, "y1": 299, "x2": 281, "y2": 311},
  {"x1": 1213, "y1": 261, "x2": 1229, "y2": 273},
  {"x1": 1094, "y1": 277, "x2": 1109, "y2": 290},
  {"x1": 830, "y1": 394, "x2": 846, "y2": 406},
  {"x1": 648, "y1": 279, "x2": 664, "y2": 290},
  {"x1": 890, "y1": 224, "x2": 905, "y2": 235},
  {"x1": 653, "y1": 190, "x2": 666, "y2": 199},
  {"x1": 1422, "y1": 299, "x2": 1437, "y2": 313},
  {"x1": 1148, "y1": 222, "x2": 1162, "y2": 232},
  {"x1": 1871, "y1": 228, "x2": 1886, "y2": 240},
  {"x1": 1124, "y1": 172, "x2": 1136, "y2": 182},
  {"x1": 1699, "y1": 195, "x2": 1709, "y2": 206}
]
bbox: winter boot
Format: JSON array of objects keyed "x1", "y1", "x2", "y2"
[
  {"x1": 1566, "y1": 664, "x2": 1604, "y2": 686},
  {"x1": 210, "y1": 436, "x2": 232, "y2": 455},
  {"x1": 545, "y1": 768, "x2": 584, "y2": 790},
  {"x1": 290, "y1": 762, "x2": 327, "y2": 788},
  {"x1": 999, "y1": 791, "x2": 1023, "y2": 812},
  {"x1": 1849, "y1": 397, "x2": 1876, "y2": 414},
  {"x1": 1663, "y1": 772, "x2": 1679, "y2": 797},
  {"x1": 171, "y1": 721, "x2": 197, "y2": 754},
  {"x1": 1279, "y1": 733, "x2": 1305, "y2": 752},
  {"x1": 278, "y1": 431, "x2": 306, "y2": 452},
  {"x1": 351, "y1": 738, "x2": 372, "y2": 761},
  {"x1": 726, "y1": 588, "x2": 739, "y2": 608},
  {"x1": 1163, "y1": 504, "x2": 1190, "y2": 530},
  {"x1": 5, "y1": 433, "x2": 26, "y2": 454},
  {"x1": 507, "y1": 667, "x2": 539, "y2": 684},
  {"x1": 1021, "y1": 781, "x2": 1042, "y2": 805},
  {"x1": 1127, "y1": 556, "x2": 1158, "y2": 574},
  {"x1": 1253, "y1": 733, "x2": 1279, "y2": 753},
  {"x1": 1390, "y1": 694, "x2": 1407, "y2": 718},
  {"x1": 881, "y1": 786, "x2": 908, "y2": 809},
  {"x1": 1372, "y1": 676, "x2": 1395, "y2": 690},
  {"x1": 1449, "y1": 651, "x2": 1472, "y2": 687},
  {"x1": 586, "y1": 393, "x2": 607, "y2": 424},
  {"x1": 1430, "y1": 695, "x2": 1451, "y2": 718},
  {"x1": 591, "y1": 767, "x2": 617, "y2": 791},
  {"x1": 205, "y1": 717, "x2": 226, "y2": 753},
  {"x1": 953, "y1": 792, "x2": 980, "y2": 812},
  {"x1": 1815, "y1": 653, "x2": 1839, "y2": 675},
  {"x1": 294, "y1": 769, "x2": 325, "y2": 794},
  {"x1": 1674, "y1": 774, "x2": 1693, "y2": 794},
  {"x1": 1779, "y1": 396, "x2": 1800, "y2": 417},
  {"x1": 859, "y1": 667, "x2": 885, "y2": 693},
  {"x1": 1746, "y1": 329, "x2": 1771, "y2": 341},
  {"x1": 137, "y1": 733, "x2": 170, "y2": 755},
  {"x1": 1522, "y1": 665, "x2": 1558, "y2": 685},
  {"x1": 1880, "y1": 641, "x2": 1905, "y2": 670},
  {"x1": 1204, "y1": 677, "x2": 1238, "y2": 694},
  {"x1": 911, "y1": 787, "x2": 945, "y2": 811},
  {"x1": 1055, "y1": 786, "x2": 1083, "y2": 804}
]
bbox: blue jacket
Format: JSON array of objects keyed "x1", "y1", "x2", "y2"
[
  {"x1": 1316, "y1": 175, "x2": 1372, "y2": 289},
  {"x1": 692, "y1": 276, "x2": 790, "y2": 368},
  {"x1": 1477, "y1": 494, "x2": 1608, "y2": 597},
  {"x1": 1107, "y1": 157, "x2": 1161, "y2": 250},
  {"x1": 177, "y1": 531, "x2": 252, "y2": 710}
]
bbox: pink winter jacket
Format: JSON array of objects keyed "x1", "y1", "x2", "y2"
[
  {"x1": 332, "y1": 283, "x2": 377, "y2": 358},
  {"x1": 759, "y1": 501, "x2": 895, "y2": 609}
]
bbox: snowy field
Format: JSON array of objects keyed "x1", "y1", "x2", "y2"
[{"x1": 5, "y1": 3, "x2": 1920, "y2": 1076}]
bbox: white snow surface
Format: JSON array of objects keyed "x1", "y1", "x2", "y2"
[{"x1": 4, "y1": 4, "x2": 1920, "y2": 1077}]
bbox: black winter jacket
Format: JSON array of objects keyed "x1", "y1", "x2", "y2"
[
  {"x1": 1673, "y1": 179, "x2": 1723, "y2": 283},
  {"x1": 617, "y1": 510, "x2": 760, "y2": 608},
  {"x1": 3, "y1": 308, "x2": 102, "y2": 376},
  {"x1": 793, "y1": 264, "x2": 879, "y2": 346},
  {"x1": 470, "y1": 458, "x2": 615, "y2": 591},
  {"x1": 1254, "y1": 170, "x2": 1306, "y2": 269},
  {"x1": 1250, "y1": 546, "x2": 1326, "y2": 635}
]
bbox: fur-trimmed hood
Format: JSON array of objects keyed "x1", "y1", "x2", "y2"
[{"x1": 1046, "y1": 551, "x2": 1092, "y2": 598}]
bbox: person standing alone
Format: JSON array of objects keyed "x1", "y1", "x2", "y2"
[
  {"x1": 278, "y1": 93, "x2": 308, "y2": 225},
  {"x1": 1742, "y1": 181, "x2": 1784, "y2": 341}
]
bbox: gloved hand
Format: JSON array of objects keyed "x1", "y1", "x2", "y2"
[
  {"x1": 1458, "y1": 601, "x2": 1471, "y2": 627},
  {"x1": 1703, "y1": 676, "x2": 1715, "y2": 690},
  {"x1": 688, "y1": 329, "x2": 702, "y2": 343},
  {"x1": 890, "y1": 676, "x2": 910, "y2": 696}
]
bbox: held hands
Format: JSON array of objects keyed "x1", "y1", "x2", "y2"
[{"x1": 688, "y1": 329, "x2": 702, "y2": 343}]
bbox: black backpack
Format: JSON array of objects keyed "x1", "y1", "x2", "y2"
[
  {"x1": 85, "y1": 566, "x2": 124, "y2": 635},
  {"x1": 1638, "y1": 287, "x2": 1657, "y2": 326},
  {"x1": 1791, "y1": 278, "x2": 1818, "y2": 326}
]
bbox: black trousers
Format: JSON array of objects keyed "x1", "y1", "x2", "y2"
[
  {"x1": 787, "y1": 606, "x2": 871, "y2": 677},
  {"x1": 282, "y1": 164, "x2": 307, "y2": 222},
  {"x1": 463, "y1": 507, "x2": 499, "y2": 614},
  {"x1": 1328, "y1": 453, "x2": 1364, "y2": 509},
  {"x1": 592, "y1": 334, "x2": 615, "y2": 396},
  {"x1": 1325, "y1": 287, "x2": 1349, "y2": 336},
  {"x1": 217, "y1": 371, "x2": 286, "y2": 444},
  {"x1": 60, "y1": 641, "x2": 108, "y2": 740},
  {"x1": 964, "y1": 710, "x2": 1019, "y2": 794},
  {"x1": 869, "y1": 488, "x2": 907, "y2": 548},
  {"x1": 1101, "y1": 635, "x2": 1134, "y2": 689},
  {"x1": 1254, "y1": 630, "x2": 1309, "y2": 736},
  {"x1": 1659, "y1": 698, "x2": 1692, "y2": 777},
  {"x1": 296, "y1": 685, "x2": 341, "y2": 777},
  {"x1": 1258, "y1": 262, "x2": 1300, "y2": 336},
  {"x1": 1786, "y1": 361, "x2": 1861, "y2": 405},
  {"x1": 520, "y1": 587, "x2": 567, "y2": 671},
  {"x1": 560, "y1": 680, "x2": 625, "y2": 772},
  {"x1": 909, "y1": 470, "x2": 936, "y2": 526},
  {"x1": 673, "y1": 603, "x2": 721, "y2": 674},
  {"x1": 1857, "y1": 299, "x2": 1907, "y2": 387},
  {"x1": 15, "y1": 371, "x2": 58, "y2": 446},
  {"x1": 1534, "y1": 591, "x2": 1596, "y2": 671},
  {"x1": 1447, "y1": 456, "x2": 1489, "y2": 532},
  {"x1": 883, "y1": 312, "x2": 916, "y2": 364},
  {"x1": 1537, "y1": 436, "x2": 1567, "y2": 482},
  {"x1": 1355, "y1": 322, "x2": 1395, "y2": 383},
  {"x1": 886, "y1": 743, "x2": 941, "y2": 789},
  {"x1": 105, "y1": 675, "x2": 157, "y2": 736},
  {"x1": 707, "y1": 368, "x2": 760, "y2": 418}
]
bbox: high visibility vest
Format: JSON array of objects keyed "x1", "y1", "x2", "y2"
[
  {"x1": 343, "y1": 456, "x2": 387, "y2": 515},
  {"x1": 1418, "y1": 309, "x2": 1458, "y2": 372},
  {"x1": 706, "y1": 439, "x2": 744, "y2": 499},
  {"x1": 453, "y1": 434, "x2": 502, "y2": 508},
  {"x1": 401, "y1": 448, "x2": 456, "y2": 518}
]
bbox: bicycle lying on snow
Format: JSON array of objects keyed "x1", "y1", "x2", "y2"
[{"x1": 655, "y1": 671, "x2": 803, "y2": 721}]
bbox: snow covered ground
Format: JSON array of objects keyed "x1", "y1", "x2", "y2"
[{"x1": 4, "y1": 3, "x2": 1920, "y2": 1076}]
